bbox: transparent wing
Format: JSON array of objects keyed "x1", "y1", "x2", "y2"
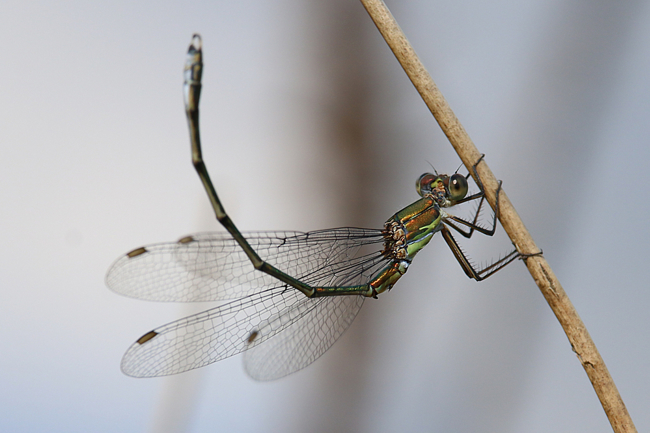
[
  {"x1": 243, "y1": 294, "x2": 364, "y2": 381},
  {"x1": 107, "y1": 228, "x2": 384, "y2": 302},
  {"x1": 122, "y1": 288, "x2": 364, "y2": 379},
  {"x1": 121, "y1": 286, "x2": 302, "y2": 377},
  {"x1": 120, "y1": 227, "x2": 389, "y2": 377}
]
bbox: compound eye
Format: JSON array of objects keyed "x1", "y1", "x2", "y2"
[
  {"x1": 416, "y1": 173, "x2": 437, "y2": 197},
  {"x1": 448, "y1": 174, "x2": 468, "y2": 200}
]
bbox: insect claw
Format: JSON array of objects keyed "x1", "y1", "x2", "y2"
[{"x1": 519, "y1": 250, "x2": 543, "y2": 261}]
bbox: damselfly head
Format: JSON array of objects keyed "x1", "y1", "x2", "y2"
[{"x1": 416, "y1": 172, "x2": 468, "y2": 203}]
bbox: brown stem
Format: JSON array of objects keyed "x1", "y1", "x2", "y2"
[{"x1": 358, "y1": 1, "x2": 636, "y2": 432}]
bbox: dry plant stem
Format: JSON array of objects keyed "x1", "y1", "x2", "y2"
[{"x1": 358, "y1": 0, "x2": 637, "y2": 432}]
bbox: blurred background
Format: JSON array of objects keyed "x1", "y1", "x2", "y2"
[{"x1": 1, "y1": 0, "x2": 649, "y2": 432}]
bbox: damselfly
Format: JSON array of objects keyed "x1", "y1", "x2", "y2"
[{"x1": 106, "y1": 35, "x2": 521, "y2": 381}]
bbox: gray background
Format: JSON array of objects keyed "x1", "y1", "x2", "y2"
[{"x1": 1, "y1": 0, "x2": 648, "y2": 432}]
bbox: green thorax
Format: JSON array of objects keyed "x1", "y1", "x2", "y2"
[
  {"x1": 366, "y1": 195, "x2": 442, "y2": 297},
  {"x1": 384, "y1": 195, "x2": 442, "y2": 260}
]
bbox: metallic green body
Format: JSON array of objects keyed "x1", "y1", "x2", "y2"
[
  {"x1": 394, "y1": 196, "x2": 442, "y2": 257},
  {"x1": 370, "y1": 195, "x2": 442, "y2": 296},
  {"x1": 313, "y1": 195, "x2": 442, "y2": 298}
]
